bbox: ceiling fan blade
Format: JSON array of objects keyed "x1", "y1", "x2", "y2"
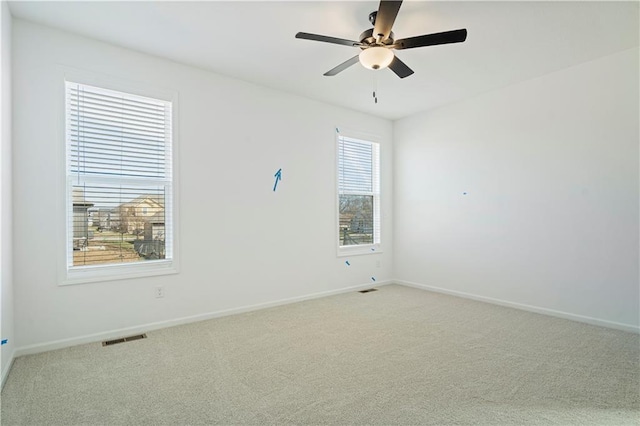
[
  {"x1": 373, "y1": 1, "x2": 403, "y2": 42},
  {"x1": 324, "y1": 55, "x2": 360, "y2": 76},
  {"x1": 296, "y1": 32, "x2": 361, "y2": 47},
  {"x1": 388, "y1": 56, "x2": 414, "y2": 79},
  {"x1": 394, "y1": 29, "x2": 467, "y2": 50}
]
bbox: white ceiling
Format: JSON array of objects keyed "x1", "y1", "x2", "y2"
[{"x1": 8, "y1": 1, "x2": 639, "y2": 120}]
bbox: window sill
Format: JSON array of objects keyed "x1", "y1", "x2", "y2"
[
  {"x1": 337, "y1": 244, "x2": 382, "y2": 257},
  {"x1": 61, "y1": 260, "x2": 178, "y2": 286}
]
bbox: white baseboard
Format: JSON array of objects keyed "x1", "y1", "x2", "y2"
[
  {"x1": 15, "y1": 280, "x2": 392, "y2": 357},
  {"x1": 395, "y1": 280, "x2": 640, "y2": 334},
  {"x1": 16, "y1": 278, "x2": 633, "y2": 361},
  {"x1": 1, "y1": 349, "x2": 15, "y2": 390}
]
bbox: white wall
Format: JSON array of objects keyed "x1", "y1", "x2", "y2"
[
  {"x1": 1, "y1": 0, "x2": 14, "y2": 385},
  {"x1": 12, "y1": 19, "x2": 393, "y2": 351},
  {"x1": 394, "y1": 48, "x2": 639, "y2": 331}
]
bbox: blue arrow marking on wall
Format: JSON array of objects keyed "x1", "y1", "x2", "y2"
[
  {"x1": 1, "y1": 339, "x2": 7, "y2": 345},
  {"x1": 273, "y1": 168, "x2": 282, "y2": 192},
  {"x1": 345, "y1": 261, "x2": 350, "y2": 266}
]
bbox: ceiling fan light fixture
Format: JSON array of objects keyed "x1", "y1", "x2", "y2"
[{"x1": 359, "y1": 46, "x2": 394, "y2": 70}]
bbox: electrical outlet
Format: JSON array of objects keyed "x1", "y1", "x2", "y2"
[
  {"x1": 154, "y1": 285, "x2": 165, "y2": 298},
  {"x1": 376, "y1": 261, "x2": 381, "y2": 268}
]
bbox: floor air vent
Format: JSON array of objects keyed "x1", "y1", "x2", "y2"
[
  {"x1": 102, "y1": 334, "x2": 147, "y2": 347},
  {"x1": 359, "y1": 288, "x2": 378, "y2": 293}
]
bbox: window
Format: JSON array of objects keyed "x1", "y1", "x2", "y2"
[
  {"x1": 337, "y1": 134, "x2": 380, "y2": 254},
  {"x1": 65, "y1": 81, "x2": 175, "y2": 283}
]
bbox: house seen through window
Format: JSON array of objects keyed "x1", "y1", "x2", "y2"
[{"x1": 66, "y1": 81, "x2": 173, "y2": 271}]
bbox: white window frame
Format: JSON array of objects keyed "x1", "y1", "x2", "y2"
[
  {"x1": 336, "y1": 130, "x2": 381, "y2": 257},
  {"x1": 60, "y1": 71, "x2": 179, "y2": 285}
]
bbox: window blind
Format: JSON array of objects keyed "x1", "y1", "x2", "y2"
[
  {"x1": 338, "y1": 138, "x2": 374, "y2": 194},
  {"x1": 66, "y1": 82, "x2": 173, "y2": 269},
  {"x1": 68, "y1": 83, "x2": 169, "y2": 179}
]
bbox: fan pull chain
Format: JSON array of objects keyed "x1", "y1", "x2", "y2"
[{"x1": 372, "y1": 72, "x2": 379, "y2": 104}]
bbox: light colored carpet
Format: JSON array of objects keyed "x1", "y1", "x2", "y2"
[{"x1": 1, "y1": 284, "x2": 639, "y2": 425}]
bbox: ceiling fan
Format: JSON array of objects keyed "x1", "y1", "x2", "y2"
[{"x1": 295, "y1": 0, "x2": 467, "y2": 79}]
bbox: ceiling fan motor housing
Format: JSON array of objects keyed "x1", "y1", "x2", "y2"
[
  {"x1": 369, "y1": 11, "x2": 377, "y2": 26},
  {"x1": 359, "y1": 28, "x2": 395, "y2": 46}
]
